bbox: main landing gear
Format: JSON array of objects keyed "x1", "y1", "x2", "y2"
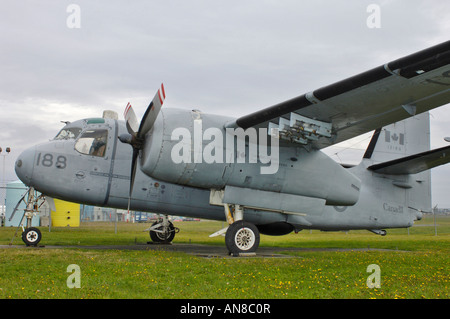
[
  {"x1": 225, "y1": 220, "x2": 260, "y2": 255},
  {"x1": 211, "y1": 204, "x2": 260, "y2": 256}
]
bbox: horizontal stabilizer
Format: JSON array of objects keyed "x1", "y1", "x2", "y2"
[{"x1": 368, "y1": 145, "x2": 450, "y2": 175}]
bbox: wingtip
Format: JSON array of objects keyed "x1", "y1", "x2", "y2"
[
  {"x1": 161, "y1": 83, "x2": 165, "y2": 96},
  {"x1": 159, "y1": 83, "x2": 166, "y2": 104}
]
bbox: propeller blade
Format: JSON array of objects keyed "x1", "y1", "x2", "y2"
[
  {"x1": 137, "y1": 83, "x2": 165, "y2": 138},
  {"x1": 127, "y1": 148, "x2": 139, "y2": 212},
  {"x1": 122, "y1": 83, "x2": 166, "y2": 213},
  {"x1": 124, "y1": 102, "x2": 139, "y2": 136}
]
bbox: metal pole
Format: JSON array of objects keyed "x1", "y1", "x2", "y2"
[
  {"x1": 1, "y1": 150, "x2": 5, "y2": 216},
  {"x1": 115, "y1": 209, "x2": 118, "y2": 234},
  {"x1": 434, "y1": 209, "x2": 437, "y2": 236},
  {"x1": 1, "y1": 147, "x2": 11, "y2": 221}
]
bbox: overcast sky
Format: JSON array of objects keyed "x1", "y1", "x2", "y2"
[{"x1": 1, "y1": 0, "x2": 449, "y2": 206}]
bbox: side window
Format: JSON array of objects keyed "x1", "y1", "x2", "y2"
[
  {"x1": 54, "y1": 127, "x2": 82, "y2": 140},
  {"x1": 75, "y1": 129, "x2": 108, "y2": 157}
]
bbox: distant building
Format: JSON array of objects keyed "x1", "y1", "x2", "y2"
[{"x1": 432, "y1": 207, "x2": 450, "y2": 215}]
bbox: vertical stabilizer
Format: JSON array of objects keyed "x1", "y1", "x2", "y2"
[
  {"x1": 363, "y1": 112, "x2": 430, "y2": 163},
  {"x1": 363, "y1": 112, "x2": 432, "y2": 214}
]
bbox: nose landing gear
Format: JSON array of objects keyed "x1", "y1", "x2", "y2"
[
  {"x1": 9, "y1": 187, "x2": 46, "y2": 246},
  {"x1": 22, "y1": 227, "x2": 42, "y2": 246},
  {"x1": 146, "y1": 215, "x2": 179, "y2": 244}
]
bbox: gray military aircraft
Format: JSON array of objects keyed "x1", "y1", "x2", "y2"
[{"x1": 15, "y1": 40, "x2": 450, "y2": 255}]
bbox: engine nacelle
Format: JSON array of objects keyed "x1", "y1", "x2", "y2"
[{"x1": 141, "y1": 108, "x2": 361, "y2": 206}]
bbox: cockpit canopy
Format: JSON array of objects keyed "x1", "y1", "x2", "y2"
[
  {"x1": 75, "y1": 129, "x2": 108, "y2": 157},
  {"x1": 54, "y1": 127, "x2": 82, "y2": 140},
  {"x1": 53, "y1": 118, "x2": 110, "y2": 157}
]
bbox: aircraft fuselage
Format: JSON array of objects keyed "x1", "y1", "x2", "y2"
[{"x1": 15, "y1": 109, "x2": 421, "y2": 234}]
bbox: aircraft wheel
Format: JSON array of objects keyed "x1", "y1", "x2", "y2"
[
  {"x1": 225, "y1": 220, "x2": 260, "y2": 256},
  {"x1": 149, "y1": 221, "x2": 176, "y2": 243},
  {"x1": 22, "y1": 227, "x2": 42, "y2": 246}
]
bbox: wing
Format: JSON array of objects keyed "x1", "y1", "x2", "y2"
[{"x1": 229, "y1": 41, "x2": 450, "y2": 149}]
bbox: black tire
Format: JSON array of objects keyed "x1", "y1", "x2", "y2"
[
  {"x1": 225, "y1": 220, "x2": 260, "y2": 255},
  {"x1": 22, "y1": 227, "x2": 42, "y2": 246},
  {"x1": 149, "y1": 221, "x2": 176, "y2": 243}
]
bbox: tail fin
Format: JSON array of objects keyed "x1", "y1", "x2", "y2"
[
  {"x1": 363, "y1": 112, "x2": 432, "y2": 214},
  {"x1": 363, "y1": 112, "x2": 430, "y2": 163}
]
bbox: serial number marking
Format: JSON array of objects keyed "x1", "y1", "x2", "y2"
[{"x1": 36, "y1": 153, "x2": 67, "y2": 169}]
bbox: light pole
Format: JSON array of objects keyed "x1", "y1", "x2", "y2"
[
  {"x1": 0, "y1": 147, "x2": 11, "y2": 225},
  {"x1": 1, "y1": 147, "x2": 11, "y2": 183}
]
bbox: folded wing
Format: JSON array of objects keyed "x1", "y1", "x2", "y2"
[{"x1": 230, "y1": 41, "x2": 450, "y2": 149}]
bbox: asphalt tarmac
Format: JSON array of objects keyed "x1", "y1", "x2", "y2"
[{"x1": 0, "y1": 242, "x2": 403, "y2": 258}]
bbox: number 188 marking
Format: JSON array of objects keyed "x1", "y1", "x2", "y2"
[{"x1": 36, "y1": 153, "x2": 67, "y2": 169}]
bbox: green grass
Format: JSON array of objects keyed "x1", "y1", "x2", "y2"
[{"x1": 0, "y1": 216, "x2": 449, "y2": 299}]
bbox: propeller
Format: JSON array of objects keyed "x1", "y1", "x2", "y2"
[{"x1": 119, "y1": 83, "x2": 166, "y2": 211}]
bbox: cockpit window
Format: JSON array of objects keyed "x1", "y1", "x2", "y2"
[
  {"x1": 74, "y1": 129, "x2": 108, "y2": 157},
  {"x1": 54, "y1": 127, "x2": 82, "y2": 140}
]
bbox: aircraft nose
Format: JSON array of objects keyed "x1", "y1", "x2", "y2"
[{"x1": 15, "y1": 147, "x2": 36, "y2": 186}]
